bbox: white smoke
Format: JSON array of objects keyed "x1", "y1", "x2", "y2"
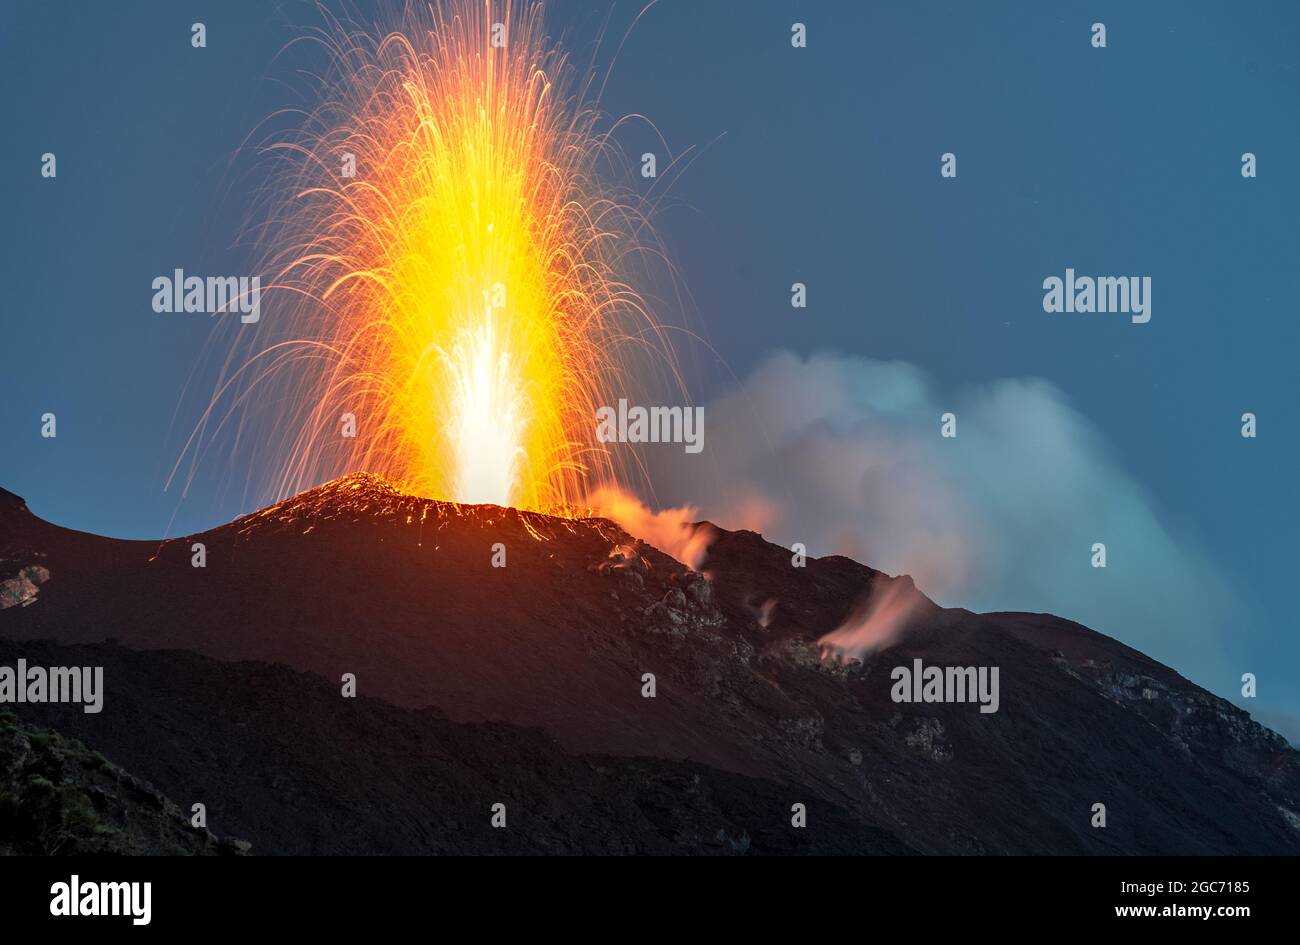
[{"x1": 647, "y1": 351, "x2": 1234, "y2": 688}]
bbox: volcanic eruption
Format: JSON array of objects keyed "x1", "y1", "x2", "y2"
[
  {"x1": 173, "y1": 0, "x2": 680, "y2": 515},
  {"x1": 4, "y1": 0, "x2": 1297, "y2": 863}
]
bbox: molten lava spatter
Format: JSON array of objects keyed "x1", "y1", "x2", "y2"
[{"x1": 184, "y1": 0, "x2": 676, "y2": 513}]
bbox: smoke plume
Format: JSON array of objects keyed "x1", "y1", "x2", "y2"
[
  {"x1": 586, "y1": 485, "x2": 716, "y2": 571},
  {"x1": 645, "y1": 351, "x2": 1233, "y2": 688}
]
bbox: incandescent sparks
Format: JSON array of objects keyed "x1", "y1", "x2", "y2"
[{"x1": 181, "y1": 0, "x2": 680, "y2": 513}]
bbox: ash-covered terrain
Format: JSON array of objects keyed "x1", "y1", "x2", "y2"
[{"x1": 1, "y1": 474, "x2": 1297, "y2": 854}]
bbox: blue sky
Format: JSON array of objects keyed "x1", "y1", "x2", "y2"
[{"x1": 2, "y1": 1, "x2": 1297, "y2": 728}]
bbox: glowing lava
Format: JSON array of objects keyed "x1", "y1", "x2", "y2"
[
  {"x1": 441, "y1": 305, "x2": 526, "y2": 505},
  {"x1": 182, "y1": 0, "x2": 678, "y2": 512}
]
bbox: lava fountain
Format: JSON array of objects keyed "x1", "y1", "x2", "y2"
[{"x1": 178, "y1": 0, "x2": 679, "y2": 513}]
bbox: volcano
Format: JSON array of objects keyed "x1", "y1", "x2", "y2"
[{"x1": 0, "y1": 474, "x2": 1296, "y2": 855}]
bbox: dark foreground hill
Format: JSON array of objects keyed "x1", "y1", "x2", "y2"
[
  {"x1": 0, "y1": 639, "x2": 906, "y2": 855},
  {"x1": 0, "y1": 708, "x2": 244, "y2": 855},
  {"x1": 1, "y1": 474, "x2": 1297, "y2": 854}
]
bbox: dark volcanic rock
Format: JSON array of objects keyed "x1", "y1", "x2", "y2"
[
  {"x1": 0, "y1": 708, "x2": 244, "y2": 855},
  {"x1": 0, "y1": 641, "x2": 907, "y2": 855},
  {"x1": 1, "y1": 473, "x2": 1297, "y2": 854}
]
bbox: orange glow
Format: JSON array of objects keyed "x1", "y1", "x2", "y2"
[
  {"x1": 184, "y1": 0, "x2": 679, "y2": 513},
  {"x1": 584, "y1": 484, "x2": 715, "y2": 570}
]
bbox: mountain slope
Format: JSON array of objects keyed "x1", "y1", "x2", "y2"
[
  {"x1": 2, "y1": 475, "x2": 1297, "y2": 854},
  {"x1": 0, "y1": 639, "x2": 908, "y2": 855}
]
